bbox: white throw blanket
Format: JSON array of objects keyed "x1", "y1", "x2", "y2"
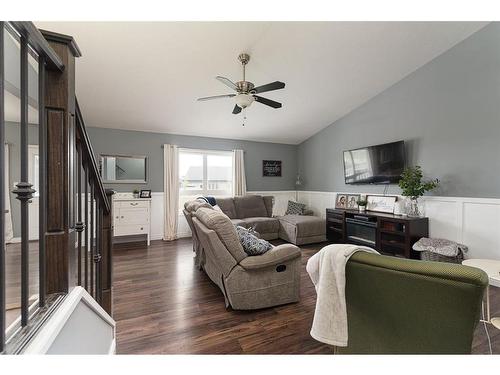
[{"x1": 306, "y1": 244, "x2": 379, "y2": 346}]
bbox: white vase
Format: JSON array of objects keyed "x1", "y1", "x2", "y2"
[{"x1": 359, "y1": 206, "x2": 366, "y2": 213}]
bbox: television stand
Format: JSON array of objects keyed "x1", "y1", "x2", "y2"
[{"x1": 326, "y1": 208, "x2": 429, "y2": 259}]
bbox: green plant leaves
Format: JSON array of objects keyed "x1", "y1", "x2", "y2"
[{"x1": 398, "y1": 165, "x2": 439, "y2": 199}]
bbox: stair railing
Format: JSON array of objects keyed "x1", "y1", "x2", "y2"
[
  {"x1": 0, "y1": 21, "x2": 113, "y2": 354},
  {"x1": 75, "y1": 99, "x2": 114, "y2": 309}
]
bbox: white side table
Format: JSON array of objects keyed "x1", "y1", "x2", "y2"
[{"x1": 462, "y1": 258, "x2": 500, "y2": 329}]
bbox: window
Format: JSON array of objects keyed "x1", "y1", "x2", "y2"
[{"x1": 179, "y1": 149, "x2": 233, "y2": 209}]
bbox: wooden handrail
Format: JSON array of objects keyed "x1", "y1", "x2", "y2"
[
  {"x1": 8, "y1": 22, "x2": 65, "y2": 72},
  {"x1": 75, "y1": 99, "x2": 110, "y2": 213}
]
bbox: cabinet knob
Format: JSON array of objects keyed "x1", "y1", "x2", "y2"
[
  {"x1": 121, "y1": 216, "x2": 124, "y2": 219},
  {"x1": 115, "y1": 216, "x2": 119, "y2": 219},
  {"x1": 140, "y1": 227, "x2": 143, "y2": 230}
]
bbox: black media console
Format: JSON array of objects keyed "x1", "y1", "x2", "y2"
[{"x1": 326, "y1": 208, "x2": 429, "y2": 259}]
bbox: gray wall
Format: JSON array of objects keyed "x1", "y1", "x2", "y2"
[
  {"x1": 86, "y1": 127, "x2": 298, "y2": 192},
  {"x1": 298, "y1": 22, "x2": 500, "y2": 198}
]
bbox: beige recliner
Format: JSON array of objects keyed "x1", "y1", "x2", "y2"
[
  {"x1": 183, "y1": 199, "x2": 213, "y2": 269},
  {"x1": 192, "y1": 207, "x2": 301, "y2": 310}
]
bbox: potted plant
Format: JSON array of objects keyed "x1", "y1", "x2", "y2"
[
  {"x1": 356, "y1": 197, "x2": 368, "y2": 213},
  {"x1": 133, "y1": 189, "x2": 140, "y2": 199},
  {"x1": 398, "y1": 166, "x2": 439, "y2": 217}
]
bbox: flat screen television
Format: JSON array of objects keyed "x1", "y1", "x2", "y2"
[{"x1": 343, "y1": 141, "x2": 405, "y2": 184}]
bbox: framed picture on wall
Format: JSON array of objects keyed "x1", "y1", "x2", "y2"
[
  {"x1": 366, "y1": 195, "x2": 397, "y2": 213},
  {"x1": 263, "y1": 160, "x2": 282, "y2": 177}
]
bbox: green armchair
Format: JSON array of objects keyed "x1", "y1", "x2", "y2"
[{"x1": 338, "y1": 252, "x2": 488, "y2": 354}]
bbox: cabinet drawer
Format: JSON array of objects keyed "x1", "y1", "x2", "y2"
[
  {"x1": 114, "y1": 224, "x2": 148, "y2": 237},
  {"x1": 114, "y1": 200, "x2": 150, "y2": 209}
]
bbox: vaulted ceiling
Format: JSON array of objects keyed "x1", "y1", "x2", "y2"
[{"x1": 35, "y1": 22, "x2": 487, "y2": 144}]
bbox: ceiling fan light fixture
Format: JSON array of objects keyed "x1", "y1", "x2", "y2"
[
  {"x1": 235, "y1": 93, "x2": 254, "y2": 109},
  {"x1": 197, "y1": 53, "x2": 284, "y2": 115}
]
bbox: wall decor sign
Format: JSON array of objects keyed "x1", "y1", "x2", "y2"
[
  {"x1": 366, "y1": 195, "x2": 397, "y2": 213},
  {"x1": 263, "y1": 160, "x2": 282, "y2": 177}
]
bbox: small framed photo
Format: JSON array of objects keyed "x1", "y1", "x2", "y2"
[
  {"x1": 366, "y1": 195, "x2": 397, "y2": 213},
  {"x1": 335, "y1": 194, "x2": 348, "y2": 209},
  {"x1": 346, "y1": 194, "x2": 360, "y2": 210},
  {"x1": 140, "y1": 189, "x2": 151, "y2": 199}
]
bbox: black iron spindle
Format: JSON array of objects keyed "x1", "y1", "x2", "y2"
[
  {"x1": 0, "y1": 21, "x2": 6, "y2": 353},
  {"x1": 90, "y1": 183, "x2": 95, "y2": 297},
  {"x1": 84, "y1": 165, "x2": 89, "y2": 290},
  {"x1": 38, "y1": 56, "x2": 46, "y2": 307},
  {"x1": 95, "y1": 199, "x2": 101, "y2": 303},
  {"x1": 76, "y1": 146, "x2": 83, "y2": 285},
  {"x1": 13, "y1": 35, "x2": 36, "y2": 327}
]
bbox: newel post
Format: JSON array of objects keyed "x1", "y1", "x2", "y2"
[{"x1": 41, "y1": 30, "x2": 81, "y2": 294}]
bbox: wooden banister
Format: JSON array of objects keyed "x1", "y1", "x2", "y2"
[
  {"x1": 75, "y1": 99, "x2": 114, "y2": 313},
  {"x1": 75, "y1": 99, "x2": 110, "y2": 213}
]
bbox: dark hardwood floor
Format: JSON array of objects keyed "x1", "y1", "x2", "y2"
[
  {"x1": 5, "y1": 242, "x2": 40, "y2": 327},
  {"x1": 113, "y1": 238, "x2": 500, "y2": 354}
]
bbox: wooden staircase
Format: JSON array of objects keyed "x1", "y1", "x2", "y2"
[{"x1": 0, "y1": 22, "x2": 114, "y2": 354}]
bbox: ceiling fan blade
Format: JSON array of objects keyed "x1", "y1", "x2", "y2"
[
  {"x1": 253, "y1": 95, "x2": 282, "y2": 109},
  {"x1": 216, "y1": 76, "x2": 238, "y2": 91},
  {"x1": 232, "y1": 104, "x2": 242, "y2": 114},
  {"x1": 197, "y1": 94, "x2": 236, "y2": 101},
  {"x1": 252, "y1": 81, "x2": 285, "y2": 94}
]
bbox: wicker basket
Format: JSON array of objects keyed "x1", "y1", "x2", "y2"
[{"x1": 420, "y1": 250, "x2": 464, "y2": 264}]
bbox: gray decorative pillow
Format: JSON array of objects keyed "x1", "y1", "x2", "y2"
[
  {"x1": 285, "y1": 200, "x2": 306, "y2": 215},
  {"x1": 235, "y1": 226, "x2": 272, "y2": 256}
]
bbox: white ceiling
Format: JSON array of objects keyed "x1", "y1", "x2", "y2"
[{"x1": 35, "y1": 22, "x2": 487, "y2": 144}]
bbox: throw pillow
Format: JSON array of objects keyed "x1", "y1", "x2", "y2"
[
  {"x1": 285, "y1": 200, "x2": 306, "y2": 215},
  {"x1": 235, "y1": 226, "x2": 272, "y2": 256}
]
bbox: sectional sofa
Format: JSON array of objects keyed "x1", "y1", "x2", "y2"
[
  {"x1": 215, "y1": 195, "x2": 327, "y2": 245},
  {"x1": 183, "y1": 194, "x2": 326, "y2": 268}
]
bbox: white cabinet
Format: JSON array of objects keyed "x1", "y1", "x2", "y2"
[{"x1": 113, "y1": 198, "x2": 151, "y2": 245}]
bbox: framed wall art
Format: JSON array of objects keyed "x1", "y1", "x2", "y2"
[{"x1": 263, "y1": 160, "x2": 282, "y2": 177}]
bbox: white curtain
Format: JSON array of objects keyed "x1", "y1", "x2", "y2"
[
  {"x1": 232, "y1": 149, "x2": 247, "y2": 197},
  {"x1": 4, "y1": 144, "x2": 14, "y2": 242},
  {"x1": 163, "y1": 144, "x2": 179, "y2": 241}
]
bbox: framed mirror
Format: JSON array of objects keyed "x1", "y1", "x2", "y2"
[{"x1": 99, "y1": 154, "x2": 147, "y2": 184}]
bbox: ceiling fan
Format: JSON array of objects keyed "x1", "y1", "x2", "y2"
[{"x1": 197, "y1": 53, "x2": 285, "y2": 114}]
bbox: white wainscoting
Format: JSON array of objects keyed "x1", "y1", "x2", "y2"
[
  {"x1": 296, "y1": 191, "x2": 500, "y2": 260},
  {"x1": 151, "y1": 192, "x2": 166, "y2": 240}
]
